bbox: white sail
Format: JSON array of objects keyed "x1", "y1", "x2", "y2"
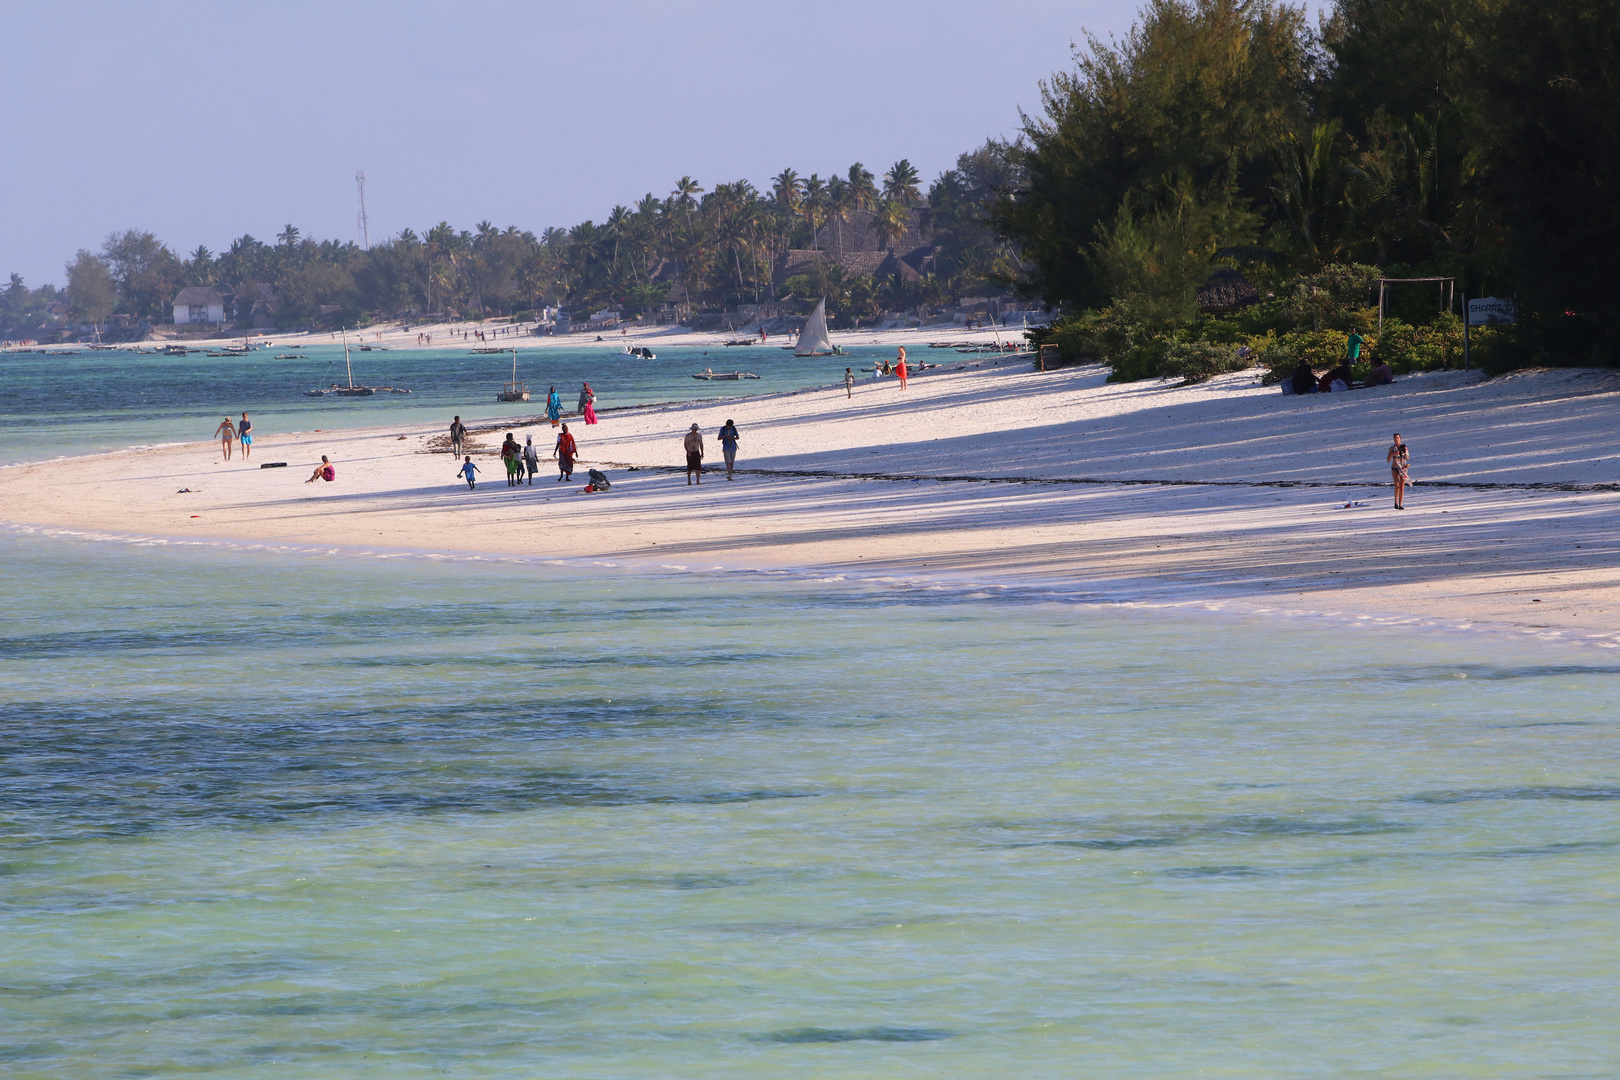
[{"x1": 794, "y1": 297, "x2": 833, "y2": 356}]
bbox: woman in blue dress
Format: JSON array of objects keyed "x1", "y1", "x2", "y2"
[{"x1": 546, "y1": 386, "x2": 562, "y2": 427}]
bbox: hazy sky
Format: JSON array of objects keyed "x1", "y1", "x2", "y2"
[{"x1": 0, "y1": 1, "x2": 1318, "y2": 287}]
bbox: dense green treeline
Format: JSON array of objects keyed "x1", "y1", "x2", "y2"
[
  {"x1": 1006, "y1": 0, "x2": 1620, "y2": 377},
  {"x1": 2, "y1": 153, "x2": 1022, "y2": 337}
]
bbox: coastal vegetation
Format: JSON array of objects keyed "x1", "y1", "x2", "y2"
[
  {"x1": 6, "y1": 0, "x2": 1614, "y2": 377},
  {"x1": 2, "y1": 151, "x2": 1023, "y2": 338},
  {"x1": 1011, "y1": 0, "x2": 1620, "y2": 377}
]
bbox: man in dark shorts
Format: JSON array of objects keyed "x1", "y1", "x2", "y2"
[
  {"x1": 683, "y1": 423, "x2": 704, "y2": 485},
  {"x1": 450, "y1": 416, "x2": 467, "y2": 457},
  {"x1": 718, "y1": 419, "x2": 740, "y2": 480}
]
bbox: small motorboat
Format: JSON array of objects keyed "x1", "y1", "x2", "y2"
[
  {"x1": 721, "y1": 339, "x2": 754, "y2": 347},
  {"x1": 162, "y1": 345, "x2": 189, "y2": 356},
  {"x1": 303, "y1": 388, "x2": 327, "y2": 397},
  {"x1": 622, "y1": 345, "x2": 656, "y2": 359},
  {"x1": 275, "y1": 354, "x2": 306, "y2": 359},
  {"x1": 691, "y1": 369, "x2": 759, "y2": 381}
]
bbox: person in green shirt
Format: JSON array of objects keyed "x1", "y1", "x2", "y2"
[{"x1": 1346, "y1": 328, "x2": 1365, "y2": 361}]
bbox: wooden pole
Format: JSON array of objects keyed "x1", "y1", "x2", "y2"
[
  {"x1": 1378, "y1": 281, "x2": 1386, "y2": 333},
  {"x1": 1462, "y1": 293, "x2": 1471, "y2": 370}
]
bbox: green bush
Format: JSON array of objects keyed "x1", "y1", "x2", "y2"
[{"x1": 1160, "y1": 340, "x2": 1249, "y2": 384}]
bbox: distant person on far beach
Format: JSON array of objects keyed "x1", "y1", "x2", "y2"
[
  {"x1": 237, "y1": 413, "x2": 253, "y2": 458},
  {"x1": 719, "y1": 419, "x2": 740, "y2": 480},
  {"x1": 449, "y1": 415, "x2": 467, "y2": 457},
  {"x1": 844, "y1": 367, "x2": 855, "y2": 397},
  {"x1": 523, "y1": 435, "x2": 539, "y2": 484},
  {"x1": 684, "y1": 423, "x2": 704, "y2": 485},
  {"x1": 554, "y1": 423, "x2": 577, "y2": 482},
  {"x1": 305, "y1": 455, "x2": 335, "y2": 483},
  {"x1": 546, "y1": 387, "x2": 562, "y2": 427},
  {"x1": 895, "y1": 346, "x2": 909, "y2": 390},
  {"x1": 213, "y1": 416, "x2": 237, "y2": 461},
  {"x1": 458, "y1": 456, "x2": 480, "y2": 490},
  {"x1": 1386, "y1": 433, "x2": 1410, "y2": 510}
]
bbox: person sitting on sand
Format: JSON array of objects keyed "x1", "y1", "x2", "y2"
[
  {"x1": 458, "y1": 456, "x2": 480, "y2": 490},
  {"x1": 1290, "y1": 359, "x2": 1317, "y2": 395},
  {"x1": 305, "y1": 455, "x2": 335, "y2": 483},
  {"x1": 213, "y1": 416, "x2": 237, "y2": 460},
  {"x1": 1324, "y1": 363, "x2": 1353, "y2": 392},
  {"x1": 1368, "y1": 358, "x2": 1394, "y2": 385}
]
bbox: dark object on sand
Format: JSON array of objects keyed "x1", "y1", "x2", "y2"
[
  {"x1": 260, "y1": 462, "x2": 288, "y2": 469},
  {"x1": 587, "y1": 468, "x2": 611, "y2": 490}
]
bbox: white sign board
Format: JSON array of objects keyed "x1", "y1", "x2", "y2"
[{"x1": 1468, "y1": 297, "x2": 1516, "y2": 326}]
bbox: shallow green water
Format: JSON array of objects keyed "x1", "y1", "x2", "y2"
[{"x1": 2, "y1": 530, "x2": 1618, "y2": 1077}]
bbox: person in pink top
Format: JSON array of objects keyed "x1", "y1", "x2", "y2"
[{"x1": 304, "y1": 455, "x2": 336, "y2": 483}]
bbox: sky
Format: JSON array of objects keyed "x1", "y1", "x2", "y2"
[{"x1": 1, "y1": 0, "x2": 1321, "y2": 287}]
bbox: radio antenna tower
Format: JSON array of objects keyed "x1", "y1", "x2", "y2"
[{"x1": 355, "y1": 170, "x2": 371, "y2": 249}]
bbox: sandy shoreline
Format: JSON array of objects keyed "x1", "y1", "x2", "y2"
[{"x1": 4, "y1": 362, "x2": 1618, "y2": 645}]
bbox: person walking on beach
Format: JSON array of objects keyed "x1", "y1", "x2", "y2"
[
  {"x1": 683, "y1": 423, "x2": 704, "y2": 485},
  {"x1": 546, "y1": 386, "x2": 563, "y2": 427},
  {"x1": 458, "y1": 456, "x2": 480, "y2": 490},
  {"x1": 580, "y1": 383, "x2": 598, "y2": 424},
  {"x1": 213, "y1": 416, "x2": 237, "y2": 461},
  {"x1": 844, "y1": 367, "x2": 855, "y2": 398},
  {"x1": 718, "y1": 419, "x2": 740, "y2": 480},
  {"x1": 237, "y1": 412, "x2": 253, "y2": 459},
  {"x1": 554, "y1": 423, "x2": 577, "y2": 482},
  {"x1": 305, "y1": 455, "x2": 335, "y2": 483},
  {"x1": 895, "y1": 346, "x2": 909, "y2": 390},
  {"x1": 450, "y1": 416, "x2": 467, "y2": 457},
  {"x1": 500, "y1": 432, "x2": 521, "y2": 486},
  {"x1": 1386, "y1": 433, "x2": 1410, "y2": 510},
  {"x1": 523, "y1": 434, "x2": 539, "y2": 484}
]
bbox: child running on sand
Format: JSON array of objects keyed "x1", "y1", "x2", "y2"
[{"x1": 458, "y1": 456, "x2": 480, "y2": 490}]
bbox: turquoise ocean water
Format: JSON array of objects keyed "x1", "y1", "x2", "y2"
[
  {"x1": 2, "y1": 528, "x2": 1618, "y2": 1077},
  {"x1": 0, "y1": 342, "x2": 914, "y2": 466}
]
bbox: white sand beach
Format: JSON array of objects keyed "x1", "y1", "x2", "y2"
[{"x1": 4, "y1": 361, "x2": 1618, "y2": 644}]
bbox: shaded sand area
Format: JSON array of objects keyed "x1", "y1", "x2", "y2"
[{"x1": 5, "y1": 362, "x2": 1618, "y2": 643}]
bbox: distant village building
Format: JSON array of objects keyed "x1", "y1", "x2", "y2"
[
  {"x1": 172, "y1": 286, "x2": 226, "y2": 325},
  {"x1": 42, "y1": 300, "x2": 69, "y2": 324},
  {"x1": 235, "y1": 282, "x2": 277, "y2": 329}
]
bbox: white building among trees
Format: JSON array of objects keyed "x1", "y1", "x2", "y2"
[{"x1": 172, "y1": 286, "x2": 225, "y2": 325}]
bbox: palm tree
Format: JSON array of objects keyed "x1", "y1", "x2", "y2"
[
  {"x1": 882, "y1": 160, "x2": 922, "y2": 207},
  {"x1": 276, "y1": 224, "x2": 301, "y2": 247},
  {"x1": 826, "y1": 177, "x2": 853, "y2": 259},
  {"x1": 847, "y1": 163, "x2": 877, "y2": 210},
  {"x1": 802, "y1": 174, "x2": 828, "y2": 249},
  {"x1": 772, "y1": 169, "x2": 803, "y2": 213},
  {"x1": 869, "y1": 198, "x2": 910, "y2": 253}
]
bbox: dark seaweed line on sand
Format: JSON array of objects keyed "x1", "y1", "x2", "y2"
[{"x1": 604, "y1": 462, "x2": 1616, "y2": 493}]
